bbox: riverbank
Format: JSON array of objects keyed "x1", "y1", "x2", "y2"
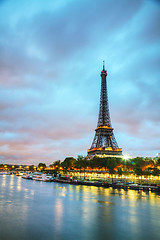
[
  {"x1": 1, "y1": 171, "x2": 160, "y2": 193},
  {"x1": 18, "y1": 172, "x2": 160, "y2": 193},
  {"x1": 53, "y1": 177, "x2": 160, "y2": 193}
]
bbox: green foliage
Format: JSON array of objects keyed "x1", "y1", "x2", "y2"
[
  {"x1": 0, "y1": 164, "x2": 4, "y2": 168},
  {"x1": 156, "y1": 158, "x2": 160, "y2": 166},
  {"x1": 124, "y1": 159, "x2": 133, "y2": 170},
  {"x1": 89, "y1": 156, "x2": 103, "y2": 169},
  {"x1": 53, "y1": 160, "x2": 61, "y2": 167},
  {"x1": 152, "y1": 168, "x2": 160, "y2": 176},
  {"x1": 117, "y1": 167, "x2": 123, "y2": 176},
  {"x1": 134, "y1": 167, "x2": 143, "y2": 176},
  {"x1": 102, "y1": 157, "x2": 118, "y2": 175},
  {"x1": 132, "y1": 157, "x2": 146, "y2": 168},
  {"x1": 76, "y1": 155, "x2": 88, "y2": 169},
  {"x1": 123, "y1": 167, "x2": 129, "y2": 176},
  {"x1": 38, "y1": 163, "x2": 46, "y2": 170},
  {"x1": 143, "y1": 169, "x2": 150, "y2": 177},
  {"x1": 29, "y1": 165, "x2": 35, "y2": 171},
  {"x1": 61, "y1": 157, "x2": 76, "y2": 170},
  {"x1": 130, "y1": 157, "x2": 147, "y2": 176}
]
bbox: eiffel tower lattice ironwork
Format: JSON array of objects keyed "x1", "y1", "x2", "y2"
[{"x1": 88, "y1": 62, "x2": 122, "y2": 157}]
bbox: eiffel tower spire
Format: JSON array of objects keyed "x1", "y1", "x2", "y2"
[
  {"x1": 97, "y1": 61, "x2": 111, "y2": 127},
  {"x1": 88, "y1": 63, "x2": 122, "y2": 157},
  {"x1": 103, "y1": 60, "x2": 105, "y2": 70}
]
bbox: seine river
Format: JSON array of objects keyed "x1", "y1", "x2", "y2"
[{"x1": 0, "y1": 175, "x2": 160, "y2": 240}]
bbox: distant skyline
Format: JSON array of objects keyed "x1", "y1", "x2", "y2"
[{"x1": 0, "y1": 0, "x2": 160, "y2": 164}]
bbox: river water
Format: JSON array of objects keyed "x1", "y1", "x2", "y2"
[{"x1": 0, "y1": 175, "x2": 160, "y2": 240}]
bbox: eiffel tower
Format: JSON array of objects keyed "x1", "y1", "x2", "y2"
[{"x1": 88, "y1": 62, "x2": 122, "y2": 157}]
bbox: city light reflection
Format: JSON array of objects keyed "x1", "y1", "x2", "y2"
[
  {"x1": 2, "y1": 174, "x2": 7, "y2": 187},
  {"x1": 16, "y1": 176, "x2": 22, "y2": 191},
  {"x1": 55, "y1": 198, "x2": 63, "y2": 231},
  {"x1": 9, "y1": 174, "x2": 15, "y2": 190}
]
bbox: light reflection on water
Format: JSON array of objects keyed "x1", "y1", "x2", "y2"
[
  {"x1": 0, "y1": 176, "x2": 160, "y2": 240},
  {"x1": 55, "y1": 198, "x2": 63, "y2": 231},
  {"x1": 16, "y1": 175, "x2": 22, "y2": 191},
  {"x1": 2, "y1": 174, "x2": 7, "y2": 187}
]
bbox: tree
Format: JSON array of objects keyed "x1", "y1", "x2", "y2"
[
  {"x1": 118, "y1": 167, "x2": 123, "y2": 177},
  {"x1": 130, "y1": 157, "x2": 146, "y2": 179},
  {"x1": 61, "y1": 157, "x2": 76, "y2": 171},
  {"x1": 134, "y1": 167, "x2": 143, "y2": 178},
  {"x1": 125, "y1": 159, "x2": 133, "y2": 171},
  {"x1": 53, "y1": 160, "x2": 61, "y2": 167},
  {"x1": 101, "y1": 157, "x2": 118, "y2": 182},
  {"x1": 0, "y1": 164, "x2": 4, "y2": 169},
  {"x1": 106, "y1": 157, "x2": 117, "y2": 173},
  {"x1": 52, "y1": 160, "x2": 61, "y2": 176},
  {"x1": 38, "y1": 163, "x2": 46, "y2": 170},
  {"x1": 75, "y1": 156, "x2": 89, "y2": 179},
  {"x1": 76, "y1": 155, "x2": 85, "y2": 169},
  {"x1": 89, "y1": 156, "x2": 103, "y2": 169},
  {"x1": 156, "y1": 158, "x2": 160, "y2": 167},
  {"x1": 152, "y1": 168, "x2": 160, "y2": 177},
  {"x1": 29, "y1": 165, "x2": 36, "y2": 171},
  {"x1": 133, "y1": 157, "x2": 146, "y2": 169},
  {"x1": 143, "y1": 169, "x2": 150, "y2": 179},
  {"x1": 123, "y1": 167, "x2": 129, "y2": 177}
]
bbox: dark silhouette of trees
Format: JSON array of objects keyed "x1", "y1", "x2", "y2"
[
  {"x1": 38, "y1": 163, "x2": 46, "y2": 170},
  {"x1": 33, "y1": 156, "x2": 160, "y2": 179},
  {"x1": 75, "y1": 155, "x2": 88, "y2": 178},
  {"x1": 117, "y1": 168, "x2": 123, "y2": 177},
  {"x1": 152, "y1": 168, "x2": 160, "y2": 177},
  {"x1": 29, "y1": 165, "x2": 36, "y2": 171},
  {"x1": 61, "y1": 157, "x2": 76, "y2": 171},
  {"x1": 53, "y1": 160, "x2": 61, "y2": 167}
]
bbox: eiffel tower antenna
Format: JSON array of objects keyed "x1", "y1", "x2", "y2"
[
  {"x1": 87, "y1": 63, "x2": 122, "y2": 158},
  {"x1": 103, "y1": 60, "x2": 105, "y2": 70}
]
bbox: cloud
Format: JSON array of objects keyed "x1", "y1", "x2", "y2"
[{"x1": 0, "y1": 0, "x2": 160, "y2": 164}]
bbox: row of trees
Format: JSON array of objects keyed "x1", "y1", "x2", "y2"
[
  {"x1": 1, "y1": 156, "x2": 160, "y2": 177},
  {"x1": 48, "y1": 156, "x2": 160, "y2": 177}
]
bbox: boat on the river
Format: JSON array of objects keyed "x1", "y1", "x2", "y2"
[
  {"x1": 32, "y1": 172, "x2": 53, "y2": 182},
  {"x1": 110, "y1": 182, "x2": 160, "y2": 192},
  {"x1": 54, "y1": 177, "x2": 110, "y2": 188},
  {"x1": 22, "y1": 173, "x2": 33, "y2": 180}
]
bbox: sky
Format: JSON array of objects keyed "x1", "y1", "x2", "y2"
[{"x1": 0, "y1": 0, "x2": 160, "y2": 165}]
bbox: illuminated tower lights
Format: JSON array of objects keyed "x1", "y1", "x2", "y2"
[{"x1": 88, "y1": 62, "x2": 122, "y2": 158}]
